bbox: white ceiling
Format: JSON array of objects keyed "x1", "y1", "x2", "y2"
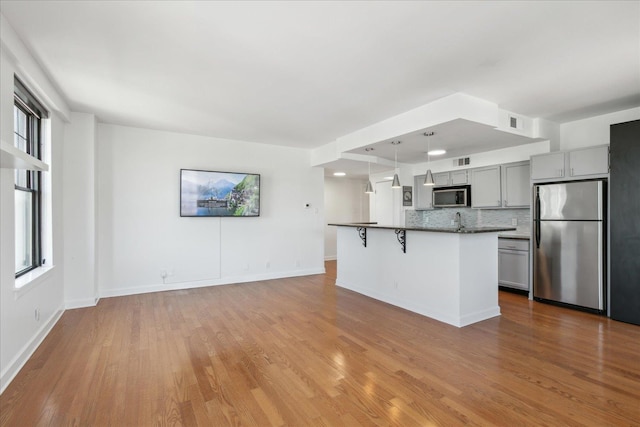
[
  {"x1": 2, "y1": 1, "x2": 639, "y2": 157},
  {"x1": 345, "y1": 119, "x2": 545, "y2": 164}
]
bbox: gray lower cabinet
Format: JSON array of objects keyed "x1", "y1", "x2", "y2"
[{"x1": 498, "y1": 238, "x2": 529, "y2": 291}]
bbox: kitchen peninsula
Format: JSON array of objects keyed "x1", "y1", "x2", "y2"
[{"x1": 329, "y1": 223, "x2": 516, "y2": 327}]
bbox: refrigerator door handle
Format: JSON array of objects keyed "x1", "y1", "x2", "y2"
[
  {"x1": 598, "y1": 222, "x2": 604, "y2": 311},
  {"x1": 535, "y1": 189, "x2": 541, "y2": 248}
]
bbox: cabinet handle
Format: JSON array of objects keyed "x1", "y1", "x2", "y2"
[{"x1": 571, "y1": 168, "x2": 574, "y2": 176}]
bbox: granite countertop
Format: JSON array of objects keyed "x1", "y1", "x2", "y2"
[{"x1": 328, "y1": 223, "x2": 517, "y2": 234}]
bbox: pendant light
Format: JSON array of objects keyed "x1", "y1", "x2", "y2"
[
  {"x1": 423, "y1": 132, "x2": 435, "y2": 186},
  {"x1": 391, "y1": 141, "x2": 401, "y2": 188},
  {"x1": 365, "y1": 161, "x2": 374, "y2": 193}
]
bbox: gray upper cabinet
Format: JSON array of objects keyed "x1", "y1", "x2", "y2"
[
  {"x1": 451, "y1": 170, "x2": 469, "y2": 185},
  {"x1": 413, "y1": 175, "x2": 433, "y2": 210},
  {"x1": 568, "y1": 145, "x2": 609, "y2": 177},
  {"x1": 433, "y1": 170, "x2": 468, "y2": 186},
  {"x1": 471, "y1": 165, "x2": 502, "y2": 208},
  {"x1": 530, "y1": 152, "x2": 565, "y2": 180},
  {"x1": 419, "y1": 161, "x2": 529, "y2": 210},
  {"x1": 433, "y1": 172, "x2": 450, "y2": 187},
  {"x1": 502, "y1": 161, "x2": 530, "y2": 208},
  {"x1": 531, "y1": 145, "x2": 609, "y2": 182}
]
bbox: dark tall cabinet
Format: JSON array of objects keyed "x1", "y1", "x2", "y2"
[{"x1": 610, "y1": 119, "x2": 640, "y2": 325}]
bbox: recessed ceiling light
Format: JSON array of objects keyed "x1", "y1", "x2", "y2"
[
  {"x1": 428, "y1": 149, "x2": 446, "y2": 156},
  {"x1": 333, "y1": 172, "x2": 346, "y2": 176},
  {"x1": 383, "y1": 176, "x2": 394, "y2": 180}
]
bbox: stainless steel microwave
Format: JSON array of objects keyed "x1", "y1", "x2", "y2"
[{"x1": 433, "y1": 185, "x2": 471, "y2": 208}]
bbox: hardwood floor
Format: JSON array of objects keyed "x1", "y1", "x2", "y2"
[{"x1": 1, "y1": 261, "x2": 639, "y2": 426}]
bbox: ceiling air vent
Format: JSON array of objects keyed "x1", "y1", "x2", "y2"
[
  {"x1": 509, "y1": 115, "x2": 523, "y2": 130},
  {"x1": 453, "y1": 157, "x2": 470, "y2": 167}
]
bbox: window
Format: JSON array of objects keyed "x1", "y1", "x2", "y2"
[{"x1": 14, "y1": 78, "x2": 48, "y2": 277}]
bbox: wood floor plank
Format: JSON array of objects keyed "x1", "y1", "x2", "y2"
[{"x1": 1, "y1": 261, "x2": 639, "y2": 426}]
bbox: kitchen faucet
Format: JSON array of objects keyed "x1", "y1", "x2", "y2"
[{"x1": 455, "y1": 211, "x2": 463, "y2": 231}]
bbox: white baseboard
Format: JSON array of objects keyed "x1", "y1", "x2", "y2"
[
  {"x1": 100, "y1": 268, "x2": 326, "y2": 299},
  {"x1": 324, "y1": 255, "x2": 337, "y2": 261},
  {"x1": 65, "y1": 296, "x2": 100, "y2": 310},
  {"x1": 0, "y1": 305, "x2": 64, "y2": 394},
  {"x1": 335, "y1": 280, "x2": 495, "y2": 328}
]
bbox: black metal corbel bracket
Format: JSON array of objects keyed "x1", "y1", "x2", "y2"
[
  {"x1": 395, "y1": 229, "x2": 406, "y2": 253},
  {"x1": 357, "y1": 227, "x2": 367, "y2": 247}
]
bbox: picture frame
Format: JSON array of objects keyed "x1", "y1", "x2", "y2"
[
  {"x1": 403, "y1": 186, "x2": 412, "y2": 206},
  {"x1": 180, "y1": 169, "x2": 260, "y2": 217}
]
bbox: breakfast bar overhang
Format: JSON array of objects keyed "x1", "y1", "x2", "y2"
[{"x1": 329, "y1": 223, "x2": 516, "y2": 327}]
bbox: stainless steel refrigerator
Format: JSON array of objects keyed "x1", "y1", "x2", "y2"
[{"x1": 533, "y1": 180, "x2": 606, "y2": 312}]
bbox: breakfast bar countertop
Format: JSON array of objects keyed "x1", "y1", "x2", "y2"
[
  {"x1": 328, "y1": 223, "x2": 516, "y2": 234},
  {"x1": 498, "y1": 231, "x2": 531, "y2": 240}
]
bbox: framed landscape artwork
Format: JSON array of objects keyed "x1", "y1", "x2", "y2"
[{"x1": 180, "y1": 169, "x2": 261, "y2": 217}]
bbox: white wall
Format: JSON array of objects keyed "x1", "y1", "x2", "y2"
[
  {"x1": 0, "y1": 49, "x2": 65, "y2": 393},
  {"x1": 560, "y1": 107, "x2": 640, "y2": 150},
  {"x1": 63, "y1": 112, "x2": 98, "y2": 308},
  {"x1": 368, "y1": 169, "x2": 409, "y2": 227},
  {"x1": 324, "y1": 177, "x2": 369, "y2": 260},
  {"x1": 96, "y1": 124, "x2": 325, "y2": 297}
]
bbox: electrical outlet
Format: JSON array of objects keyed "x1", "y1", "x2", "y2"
[
  {"x1": 266, "y1": 261, "x2": 270, "y2": 269},
  {"x1": 295, "y1": 260, "x2": 301, "y2": 268},
  {"x1": 425, "y1": 217, "x2": 430, "y2": 223},
  {"x1": 394, "y1": 281, "x2": 399, "y2": 289},
  {"x1": 512, "y1": 218, "x2": 518, "y2": 226},
  {"x1": 450, "y1": 219, "x2": 455, "y2": 226},
  {"x1": 35, "y1": 308, "x2": 40, "y2": 322}
]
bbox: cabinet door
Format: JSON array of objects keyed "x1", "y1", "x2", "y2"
[
  {"x1": 433, "y1": 172, "x2": 450, "y2": 186},
  {"x1": 502, "y1": 162, "x2": 530, "y2": 208},
  {"x1": 413, "y1": 175, "x2": 433, "y2": 210},
  {"x1": 498, "y1": 249, "x2": 529, "y2": 290},
  {"x1": 471, "y1": 166, "x2": 501, "y2": 208},
  {"x1": 568, "y1": 145, "x2": 609, "y2": 177},
  {"x1": 450, "y1": 170, "x2": 468, "y2": 185},
  {"x1": 531, "y1": 152, "x2": 565, "y2": 180}
]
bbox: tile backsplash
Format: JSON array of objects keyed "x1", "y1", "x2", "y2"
[{"x1": 406, "y1": 207, "x2": 531, "y2": 233}]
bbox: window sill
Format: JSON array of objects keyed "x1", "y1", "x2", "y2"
[
  {"x1": 0, "y1": 139, "x2": 49, "y2": 171},
  {"x1": 14, "y1": 265, "x2": 56, "y2": 299}
]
